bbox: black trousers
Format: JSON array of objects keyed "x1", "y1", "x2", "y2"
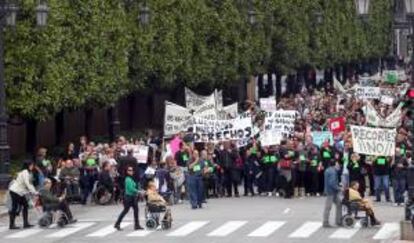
[
  {"x1": 10, "y1": 191, "x2": 29, "y2": 225},
  {"x1": 115, "y1": 195, "x2": 139, "y2": 226}
]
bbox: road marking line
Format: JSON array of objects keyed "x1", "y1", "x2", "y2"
[
  {"x1": 373, "y1": 222, "x2": 400, "y2": 240},
  {"x1": 0, "y1": 226, "x2": 8, "y2": 233},
  {"x1": 167, "y1": 221, "x2": 209, "y2": 237},
  {"x1": 248, "y1": 221, "x2": 285, "y2": 237},
  {"x1": 5, "y1": 228, "x2": 43, "y2": 238},
  {"x1": 329, "y1": 222, "x2": 361, "y2": 239},
  {"x1": 283, "y1": 208, "x2": 291, "y2": 214},
  {"x1": 288, "y1": 221, "x2": 322, "y2": 238},
  {"x1": 87, "y1": 222, "x2": 131, "y2": 237},
  {"x1": 207, "y1": 221, "x2": 247, "y2": 237},
  {"x1": 46, "y1": 222, "x2": 95, "y2": 238},
  {"x1": 127, "y1": 229, "x2": 153, "y2": 237}
]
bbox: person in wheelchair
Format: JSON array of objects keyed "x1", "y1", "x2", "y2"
[
  {"x1": 146, "y1": 181, "x2": 172, "y2": 228},
  {"x1": 347, "y1": 181, "x2": 381, "y2": 226},
  {"x1": 59, "y1": 159, "x2": 81, "y2": 201},
  {"x1": 94, "y1": 161, "x2": 115, "y2": 205},
  {"x1": 39, "y1": 178, "x2": 77, "y2": 224}
]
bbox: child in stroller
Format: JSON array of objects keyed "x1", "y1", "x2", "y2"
[{"x1": 145, "y1": 181, "x2": 172, "y2": 230}]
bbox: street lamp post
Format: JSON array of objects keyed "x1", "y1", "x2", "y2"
[
  {"x1": 0, "y1": 0, "x2": 49, "y2": 189},
  {"x1": 405, "y1": 0, "x2": 414, "y2": 86},
  {"x1": 355, "y1": 0, "x2": 370, "y2": 19}
]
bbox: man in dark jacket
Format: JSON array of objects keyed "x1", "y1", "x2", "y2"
[
  {"x1": 39, "y1": 179, "x2": 76, "y2": 224},
  {"x1": 219, "y1": 142, "x2": 238, "y2": 197},
  {"x1": 323, "y1": 160, "x2": 342, "y2": 228}
]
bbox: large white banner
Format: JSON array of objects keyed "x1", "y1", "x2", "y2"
[
  {"x1": 260, "y1": 97, "x2": 277, "y2": 112},
  {"x1": 217, "y1": 103, "x2": 238, "y2": 119},
  {"x1": 355, "y1": 87, "x2": 381, "y2": 99},
  {"x1": 351, "y1": 125, "x2": 396, "y2": 156},
  {"x1": 364, "y1": 102, "x2": 403, "y2": 128},
  {"x1": 164, "y1": 101, "x2": 192, "y2": 136},
  {"x1": 192, "y1": 93, "x2": 217, "y2": 120},
  {"x1": 263, "y1": 110, "x2": 297, "y2": 135},
  {"x1": 185, "y1": 88, "x2": 223, "y2": 111},
  {"x1": 192, "y1": 114, "x2": 253, "y2": 143}
]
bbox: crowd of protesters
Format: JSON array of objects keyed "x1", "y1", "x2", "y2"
[{"x1": 6, "y1": 75, "x2": 413, "y2": 229}]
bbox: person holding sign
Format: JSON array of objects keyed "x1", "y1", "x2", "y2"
[
  {"x1": 348, "y1": 153, "x2": 365, "y2": 196},
  {"x1": 261, "y1": 146, "x2": 279, "y2": 197},
  {"x1": 373, "y1": 156, "x2": 391, "y2": 203},
  {"x1": 305, "y1": 146, "x2": 321, "y2": 196},
  {"x1": 187, "y1": 150, "x2": 205, "y2": 209}
]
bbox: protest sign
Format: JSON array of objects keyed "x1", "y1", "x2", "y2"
[
  {"x1": 333, "y1": 77, "x2": 347, "y2": 94},
  {"x1": 263, "y1": 110, "x2": 296, "y2": 135},
  {"x1": 380, "y1": 95, "x2": 394, "y2": 105},
  {"x1": 311, "y1": 131, "x2": 334, "y2": 147},
  {"x1": 328, "y1": 117, "x2": 346, "y2": 135},
  {"x1": 383, "y1": 70, "x2": 398, "y2": 84},
  {"x1": 192, "y1": 116, "x2": 253, "y2": 143},
  {"x1": 260, "y1": 130, "x2": 283, "y2": 147},
  {"x1": 164, "y1": 101, "x2": 192, "y2": 136},
  {"x1": 358, "y1": 73, "x2": 381, "y2": 86},
  {"x1": 193, "y1": 93, "x2": 218, "y2": 120},
  {"x1": 132, "y1": 145, "x2": 149, "y2": 164},
  {"x1": 355, "y1": 87, "x2": 381, "y2": 99},
  {"x1": 217, "y1": 103, "x2": 238, "y2": 119},
  {"x1": 260, "y1": 97, "x2": 277, "y2": 112},
  {"x1": 351, "y1": 125, "x2": 396, "y2": 156},
  {"x1": 364, "y1": 102, "x2": 402, "y2": 128},
  {"x1": 185, "y1": 88, "x2": 223, "y2": 111}
]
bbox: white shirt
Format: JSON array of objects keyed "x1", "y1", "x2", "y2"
[{"x1": 9, "y1": 170, "x2": 37, "y2": 196}]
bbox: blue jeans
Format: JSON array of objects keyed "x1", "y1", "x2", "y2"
[
  {"x1": 187, "y1": 175, "x2": 204, "y2": 208},
  {"x1": 393, "y1": 178, "x2": 406, "y2": 204},
  {"x1": 374, "y1": 175, "x2": 390, "y2": 201}
]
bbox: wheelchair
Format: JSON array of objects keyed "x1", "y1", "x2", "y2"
[
  {"x1": 36, "y1": 198, "x2": 70, "y2": 228},
  {"x1": 144, "y1": 203, "x2": 172, "y2": 230},
  {"x1": 38, "y1": 209, "x2": 70, "y2": 228},
  {"x1": 92, "y1": 183, "x2": 114, "y2": 205},
  {"x1": 341, "y1": 191, "x2": 370, "y2": 228}
]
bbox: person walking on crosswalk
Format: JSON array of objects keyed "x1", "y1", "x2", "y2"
[
  {"x1": 322, "y1": 160, "x2": 342, "y2": 228},
  {"x1": 8, "y1": 160, "x2": 38, "y2": 230},
  {"x1": 114, "y1": 166, "x2": 144, "y2": 231}
]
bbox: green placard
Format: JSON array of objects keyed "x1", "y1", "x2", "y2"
[{"x1": 377, "y1": 158, "x2": 386, "y2": 165}]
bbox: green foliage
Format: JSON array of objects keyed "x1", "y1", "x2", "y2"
[{"x1": 5, "y1": 0, "x2": 392, "y2": 120}]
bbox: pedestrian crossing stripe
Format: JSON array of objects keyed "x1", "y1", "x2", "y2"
[
  {"x1": 87, "y1": 222, "x2": 131, "y2": 237},
  {"x1": 167, "y1": 221, "x2": 209, "y2": 237},
  {"x1": 0, "y1": 220, "x2": 400, "y2": 240},
  {"x1": 207, "y1": 221, "x2": 247, "y2": 237}
]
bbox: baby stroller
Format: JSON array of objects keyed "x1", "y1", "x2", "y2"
[
  {"x1": 144, "y1": 203, "x2": 172, "y2": 230},
  {"x1": 341, "y1": 189, "x2": 370, "y2": 228}
]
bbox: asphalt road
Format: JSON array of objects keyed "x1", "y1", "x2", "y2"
[{"x1": 0, "y1": 195, "x2": 404, "y2": 243}]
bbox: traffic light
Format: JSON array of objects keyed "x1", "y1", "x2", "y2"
[{"x1": 408, "y1": 89, "x2": 414, "y2": 99}]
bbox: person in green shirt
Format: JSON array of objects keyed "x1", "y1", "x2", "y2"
[
  {"x1": 114, "y1": 166, "x2": 143, "y2": 231},
  {"x1": 261, "y1": 146, "x2": 279, "y2": 197}
]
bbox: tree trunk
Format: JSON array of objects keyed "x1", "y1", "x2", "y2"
[
  {"x1": 84, "y1": 108, "x2": 93, "y2": 139},
  {"x1": 55, "y1": 110, "x2": 64, "y2": 146},
  {"x1": 25, "y1": 119, "x2": 37, "y2": 155},
  {"x1": 108, "y1": 104, "x2": 121, "y2": 142}
]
